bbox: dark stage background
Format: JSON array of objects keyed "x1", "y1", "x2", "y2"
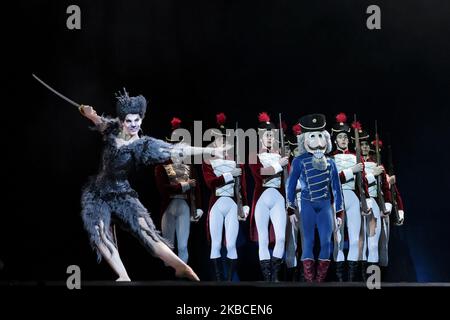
[{"x1": 3, "y1": 0, "x2": 450, "y2": 283}]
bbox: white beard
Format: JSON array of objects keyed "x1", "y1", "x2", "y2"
[{"x1": 309, "y1": 148, "x2": 327, "y2": 170}]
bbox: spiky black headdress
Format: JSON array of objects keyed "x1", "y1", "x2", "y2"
[{"x1": 115, "y1": 88, "x2": 147, "y2": 120}]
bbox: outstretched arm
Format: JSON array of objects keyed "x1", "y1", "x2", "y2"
[
  {"x1": 79, "y1": 105, "x2": 116, "y2": 134},
  {"x1": 79, "y1": 105, "x2": 102, "y2": 125}
]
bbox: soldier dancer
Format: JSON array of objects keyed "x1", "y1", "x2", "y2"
[
  {"x1": 287, "y1": 114, "x2": 344, "y2": 283},
  {"x1": 249, "y1": 112, "x2": 289, "y2": 282},
  {"x1": 359, "y1": 126, "x2": 392, "y2": 278},
  {"x1": 379, "y1": 141, "x2": 406, "y2": 267},
  {"x1": 330, "y1": 113, "x2": 372, "y2": 282},
  {"x1": 202, "y1": 113, "x2": 249, "y2": 281},
  {"x1": 155, "y1": 117, "x2": 203, "y2": 263}
]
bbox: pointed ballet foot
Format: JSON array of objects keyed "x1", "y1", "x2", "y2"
[
  {"x1": 176, "y1": 266, "x2": 200, "y2": 282},
  {"x1": 116, "y1": 276, "x2": 131, "y2": 282}
]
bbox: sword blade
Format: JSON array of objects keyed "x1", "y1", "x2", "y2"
[{"x1": 32, "y1": 73, "x2": 81, "y2": 108}]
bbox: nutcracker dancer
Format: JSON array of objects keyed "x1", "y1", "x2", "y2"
[
  {"x1": 358, "y1": 126, "x2": 392, "y2": 278},
  {"x1": 154, "y1": 117, "x2": 204, "y2": 263},
  {"x1": 287, "y1": 114, "x2": 344, "y2": 283},
  {"x1": 202, "y1": 113, "x2": 249, "y2": 281},
  {"x1": 330, "y1": 113, "x2": 372, "y2": 282},
  {"x1": 249, "y1": 112, "x2": 289, "y2": 282},
  {"x1": 76, "y1": 89, "x2": 225, "y2": 281}
]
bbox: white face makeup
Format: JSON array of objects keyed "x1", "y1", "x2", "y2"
[
  {"x1": 261, "y1": 130, "x2": 275, "y2": 149},
  {"x1": 304, "y1": 131, "x2": 327, "y2": 158},
  {"x1": 335, "y1": 132, "x2": 349, "y2": 150},
  {"x1": 361, "y1": 140, "x2": 371, "y2": 156},
  {"x1": 122, "y1": 114, "x2": 142, "y2": 137}
]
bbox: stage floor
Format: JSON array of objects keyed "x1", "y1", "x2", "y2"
[{"x1": 2, "y1": 281, "x2": 450, "y2": 287}]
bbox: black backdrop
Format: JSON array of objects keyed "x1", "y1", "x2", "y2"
[{"x1": 3, "y1": 0, "x2": 450, "y2": 283}]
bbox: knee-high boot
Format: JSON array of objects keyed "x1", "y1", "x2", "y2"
[
  {"x1": 211, "y1": 258, "x2": 224, "y2": 281},
  {"x1": 260, "y1": 259, "x2": 272, "y2": 281},
  {"x1": 271, "y1": 257, "x2": 283, "y2": 282}
]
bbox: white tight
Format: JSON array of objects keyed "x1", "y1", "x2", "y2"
[
  {"x1": 362, "y1": 198, "x2": 382, "y2": 263},
  {"x1": 161, "y1": 199, "x2": 191, "y2": 263},
  {"x1": 209, "y1": 196, "x2": 239, "y2": 259},
  {"x1": 335, "y1": 189, "x2": 362, "y2": 262},
  {"x1": 255, "y1": 188, "x2": 286, "y2": 260}
]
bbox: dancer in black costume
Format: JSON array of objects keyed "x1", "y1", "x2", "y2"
[{"x1": 80, "y1": 89, "x2": 220, "y2": 281}]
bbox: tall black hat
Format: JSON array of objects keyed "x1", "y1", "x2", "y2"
[
  {"x1": 211, "y1": 112, "x2": 232, "y2": 136},
  {"x1": 166, "y1": 117, "x2": 185, "y2": 143},
  {"x1": 331, "y1": 112, "x2": 351, "y2": 138},
  {"x1": 298, "y1": 114, "x2": 327, "y2": 133},
  {"x1": 257, "y1": 112, "x2": 277, "y2": 131},
  {"x1": 350, "y1": 121, "x2": 370, "y2": 142},
  {"x1": 115, "y1": 88, "x2": 147, "y2": 120}
]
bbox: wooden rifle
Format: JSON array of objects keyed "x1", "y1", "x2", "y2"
[
  {"x1": 374, "y1": 120, "x2": 387, "y2": 214},
  {"x1": 353, "y1": 115, "x2": 372, "y2": 216},
  {"x1": 386, "y1": 136, "x2": 402, "y2": 225},
  {"x1": 279, "y1": 113, "x2": 289, "y2": 208},
  {"x1": 234, "y1": 122, "x2": 245, "y2": 218}
]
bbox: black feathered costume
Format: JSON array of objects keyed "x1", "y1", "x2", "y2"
[{"x1": 80, "y1": 91, "x2": 183, "y2": 262}]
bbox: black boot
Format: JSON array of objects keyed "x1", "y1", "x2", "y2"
[
  {"x1": 286, "y1": 267, "x2": 298, "y2": 282},
  {"x1": 225, "y1": 258, "x2": 237, "y2": 281},
  {"x1": 348, "y1": 261, "x2": 359, "y2": 282},
  {"x1": 211, "y1": 258, "x2": 224, "y2": 281},
  {"x1": 271, "y1": 257, "x2": 283, "y2": 282},
  {"x1": 260, "y1": 259, "x2": 272, "y2": 281},
  {"x1": 335, "y1": 261, "x2": 345, "y2": 282},
  {"x1": 360, "y1": 261, "x2": 368, "y2": 282}
]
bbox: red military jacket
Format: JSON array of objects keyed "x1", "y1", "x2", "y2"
[{"x1": 154, "y1": 160, "x2": 202, "y2": 215}]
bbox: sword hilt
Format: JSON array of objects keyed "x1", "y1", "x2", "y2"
[{"x1": 78, "y1": 104, "x2": 85, "y2": 115}]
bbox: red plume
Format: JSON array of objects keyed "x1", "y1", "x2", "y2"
[
  {"x1": 216, "y1": 112, "x2": 226, "y2": 126},
  {"x1": 258, "y1": 112, "x2": 271, "y2": 123},
  {"x1": 351, "y1": 121, "x2": 362, "y2": 130},
  {"x1": 292, "y1": 124, "x2": 302, "y2": 135},
  {"x1": 371, "y1": 139, "x2": 383, "y2": 148},
  {"x1": 336, "y1": 112, "x2": 347, "y2": 124},
  {"x1": 170, "y1": 117, "x2": 182, "y2": 130}
]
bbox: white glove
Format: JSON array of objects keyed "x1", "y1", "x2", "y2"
[
  {"x1": 238, "y1": 205, "x2": 250, "y2": 221},
  {"x1": 191, "y1": 209, "x2": 204, "y2": 222},
  {"x1": 372, "y1": 166, "x2": 385, "y2": 176},
  {"x1": 336, "y1": 217, "x2": 343, "y2": 228},
  {"x1": 366, "y1": 198, "x2": 373, "y2": 210},
  {"x1": 351, "y1": 163, "x2": 364, "y2": 174},
  {"x1": 384, "y1": 202, "x2": 392, "y2": 214},
  {"x1": 398, "y1": 210, "x2": 405, "y2": 224},
  {"x1": 289, "y1": 214, "x2": 299, "y2": 227}
]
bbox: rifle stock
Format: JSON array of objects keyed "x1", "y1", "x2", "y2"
[
  {"x1": 279, "y1": 113, "x2": 289, "y2": 208},
  {"x1": 234, "y1": 122, "x2": 245, "y2": 218},
  {"x1": 387, "y1": 142, "x2": 402, "y2": 225},
  {"x1": 189, "y1": 164, "x2": 197, "y2": 219},
  {"x1": 354, "y1": 115, "x2": 371, "y2": 216},
  {"x1": 375, "y1": 121, "x2": 387, "y2": 214}
]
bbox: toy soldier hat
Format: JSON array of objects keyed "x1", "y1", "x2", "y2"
[
  {"x1": 257, "y1": 112, "x2": 276, "y2": 131},
  {"x1": 211, "y1": 112, "x2": 232, "y2": 136},
  {"x1": 331, "y1": 112, "x2": 351, "y2": 137},
  {"x1": 166, "y1": 117, "x2": 185, "y2": 142},
  {"x1": 115, "y1": 88, "x2": 147, "y2": 120},
  {"x1": 350, "y1": 121, "x2": 370, "y2": 141},
  {"x1": 298, "y1": 113, "x2": 326, "y2": 133}
]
